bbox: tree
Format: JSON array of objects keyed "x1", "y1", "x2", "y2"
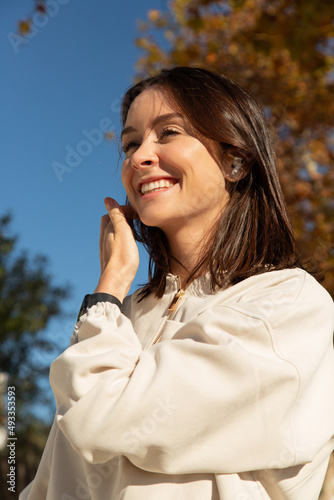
[
  {"x1": 0, "y1": 213, "x2": 70, "y2": 498},
  {"x1": 136, "y1": 0, "x2": 334, "y2": 297}
]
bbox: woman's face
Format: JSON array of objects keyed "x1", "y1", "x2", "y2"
[{"x1": 121, "y1": 88, "x2": 229, "y2": 238}]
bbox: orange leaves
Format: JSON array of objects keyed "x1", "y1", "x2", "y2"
[
  {"x1": 148, "y1": 10, "x2": 160, "y2": 22},
  {"x1": 308, "y1": 139, "x2": 331, "y2": 167},
  {"x1": 136, "y1": 0, "x2": 334, "y2": 296},
  {"x1": 104, "y1": 131, "x2": 115, "y2": 141},
  {"x1": 19, "y1": 20, "x2": 31, "y2": 36},
  {"x1": 206, "y1": 52, "x2": 217, "y2": 63},
  {"x1": 17, "y1": 1, "x2": 47, "y2": 36},
  {"x1": 144, "y1": 9, "x2": 170, "y2": 29},
  {"x1": 164, "y1": 30, "x2": 176, "y2": 42},
  {"x1": 228, "y1": 43, "x2": 239, "y2": 55},
  {"x1": 295, "y1": 181, "x2": 313, "y2": 201},
  {"x1": 36, "y1": 2, "x2": 47, "y2": 14}
]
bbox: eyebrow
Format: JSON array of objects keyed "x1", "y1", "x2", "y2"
[{"x1": 121, "y1": 112, "x2": 184, "y2": 139}]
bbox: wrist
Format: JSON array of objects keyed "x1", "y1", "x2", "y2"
[{"x1": 94, "y1": 267, "x2": 132, "y2": 302}]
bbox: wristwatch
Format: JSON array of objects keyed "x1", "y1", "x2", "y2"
[{"x1": 77, "y1": 293, "x2": 122, "y2": 321}]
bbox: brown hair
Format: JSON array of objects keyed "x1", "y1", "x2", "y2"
[{"x1": 121, "y1": 66, "x2": 303, "y2": 299}]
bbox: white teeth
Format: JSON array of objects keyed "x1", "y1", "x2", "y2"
[{"x1": 141, "y1": 179, "x2": 175, "y2": 194}]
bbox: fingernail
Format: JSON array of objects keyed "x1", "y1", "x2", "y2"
[{"x1": 105, "y1": 198, "x2": 116, "y2": 211}]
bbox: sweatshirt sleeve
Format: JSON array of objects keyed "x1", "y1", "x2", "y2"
[{"x1": 49, "y1": 273, "x2": 334, "y2": 475}]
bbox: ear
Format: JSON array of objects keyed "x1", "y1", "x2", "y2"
[{"x1": 223, "y1": 155, "x2": 252, "y2": 182}]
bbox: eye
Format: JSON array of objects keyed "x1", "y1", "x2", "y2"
[
  {"x1": 160, "y1": 127, "x2": 180, "y2": 139},
  {"x1": 122, "y1": 140, "x2": 139, "y2": 155},
  {"x1": 122, "y1": 127, "x2": 180, "y2": 156}
]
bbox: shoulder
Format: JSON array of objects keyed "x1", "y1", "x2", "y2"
[
  {"x1": 190, "y1": 269, "x2": 334, "y2": 342},
  {"x1": 225, "y1": 268, "x2": 333, "y2": 310},
  {"x1": 217, "y1": 269, "x2": 334, "y2": 346}
]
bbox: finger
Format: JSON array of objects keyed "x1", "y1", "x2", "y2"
[
  {"x1": 104, "y1": 198, "x2": 131, "y2": 231},
  {"x1": 104, "y1": 197, "x2": 117, "y2": 212},
  {"x1": 99, "y1": 214, "x2": 112, "y2": 272},
  {"x1": 104, "y1": 197, "x2": 139, "y2": 222},
  {"x1": 100, "y1": 214, "x2": 111, "y2": 249}
]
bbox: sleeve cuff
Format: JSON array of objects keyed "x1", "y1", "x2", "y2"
[{"x1": 77, "y1": 293, "x2": 122, "y2": 320}]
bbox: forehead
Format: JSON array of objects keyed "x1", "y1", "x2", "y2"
[{"x1": 124, "y1": 87, "x2": 176, "y2": 125}]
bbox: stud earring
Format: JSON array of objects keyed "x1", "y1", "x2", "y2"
[{"x1": 230, "y1": 157, "x2": 244, "y2": 179}]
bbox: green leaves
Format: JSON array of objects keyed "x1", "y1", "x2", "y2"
[{"x1": 0, "y1": 214, "x2": 70, "y2": 497}]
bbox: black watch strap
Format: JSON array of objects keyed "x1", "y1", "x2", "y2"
[{"x1": 77, "y1": 293, "x2": 122, "y2": 321}]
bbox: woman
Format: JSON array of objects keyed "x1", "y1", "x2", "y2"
[{"x1": 20, "y1": 67, "x2": 334, "y2": 499}]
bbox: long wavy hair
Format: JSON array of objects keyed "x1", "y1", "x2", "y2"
[{"x1": 121, "y1": 66, "x2": 303, "y2": 299}]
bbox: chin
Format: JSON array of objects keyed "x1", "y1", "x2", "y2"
[
  {"x1": 135, "y1": 208, "x2": 162, "y2": 227},
  {"x1": 138, "y1": 216, "x2": 163, "y2": 228}
]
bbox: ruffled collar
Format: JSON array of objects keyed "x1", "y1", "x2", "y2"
[{"x1": 165, "y1": 272, "x2": 212, "y2": 296}]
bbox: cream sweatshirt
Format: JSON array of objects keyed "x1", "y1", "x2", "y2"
[{"x1": 19, "y1": 268, "x2": 334, "y2": 500}]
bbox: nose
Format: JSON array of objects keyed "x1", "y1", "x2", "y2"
[{"x1": 130, "y1": 140, "x2": 159, "y2": 170}]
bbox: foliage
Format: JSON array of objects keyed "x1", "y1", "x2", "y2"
[
  {"x1": 136, "y1": 0, "x2": 334, "y2": 296},
  {"x1": 0, "y1": 213, "x2": 70, "y2": 498},
  {"x1": 17, "y1": 0, "x2": 47, "y2": 36}
]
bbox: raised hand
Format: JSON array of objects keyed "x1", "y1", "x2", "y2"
[{"x1": 94, "y1": 197, "x2": 139, "y2": 302}]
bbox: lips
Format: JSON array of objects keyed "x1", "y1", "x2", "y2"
[
  {"x1": 141, "y1": 179, "x2": 176, "y2": 195},
  {"x1": 138, "y1": 177, "x2": 178, "y2": 195}
]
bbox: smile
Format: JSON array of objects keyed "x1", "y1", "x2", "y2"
[{"x1": 140, "y1": 179, "x2": 177, "y2": 195}]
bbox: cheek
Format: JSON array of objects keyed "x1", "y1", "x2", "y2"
[
  {"x1": 121, "y1": 161, "x2": 132, "y2": 193},
  {"x1": 121, "y1": 162, "x2": 138, "y2": 209},
  {"x1": 192, "y1": 165, "x2": 226, "y2": 207}
]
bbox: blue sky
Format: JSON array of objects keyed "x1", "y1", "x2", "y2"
[{"x1": 0, "y1": 0, "x2": 168, "y2": 418}]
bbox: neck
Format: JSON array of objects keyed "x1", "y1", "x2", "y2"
[{"x1": 165, "y1": 222, "x2": 213, "y2": 287}]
